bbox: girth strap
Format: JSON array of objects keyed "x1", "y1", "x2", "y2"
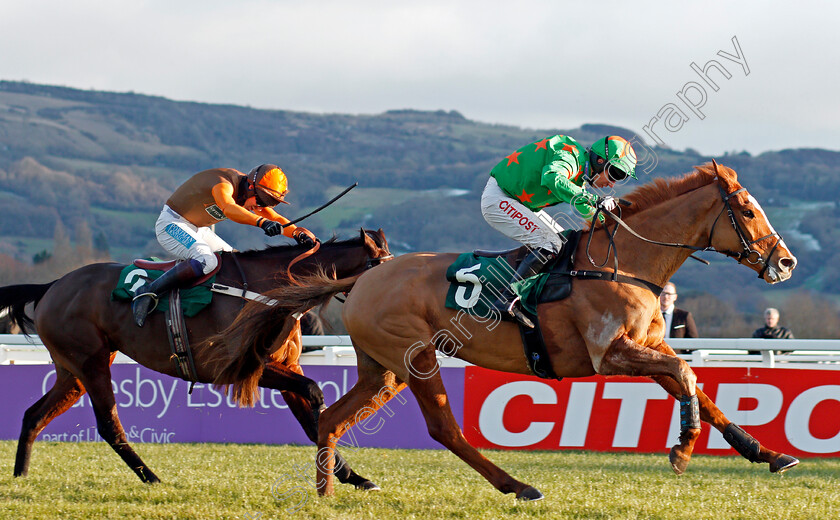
[
  {"x1": 518, "y1": 308, "x2": 561, "y2": 380},
  {"x1": 165, "y1": 289, "x2": 199, "y2": 391}
]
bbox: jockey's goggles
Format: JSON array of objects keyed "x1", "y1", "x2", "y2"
[
  {"x1": 255, "y1": 185, "x2": 288, "y2": 207},
  {"x1": 606, "y1": 164, "x2": 629, "y2": 183}
]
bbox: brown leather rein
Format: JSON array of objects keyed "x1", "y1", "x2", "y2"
[
  {"x1": 285, "y1": 240, "x2": 394, "y2": 283},
  {"x1": 581, "y1": 183, "x2": 784, "y2": 294}
]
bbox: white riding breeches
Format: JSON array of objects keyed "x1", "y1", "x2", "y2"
[
  {"x1": 481, "y1": 177, "x2": 566, "y2": 253},
  {"x1": 155, "y1": 205, "x2": 234, "y2": 274}
]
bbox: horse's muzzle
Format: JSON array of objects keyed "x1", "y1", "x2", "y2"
[{"x1": 763, "y1": 252, "x2": 797, "y2": 284}]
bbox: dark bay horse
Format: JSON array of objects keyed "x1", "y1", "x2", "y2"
[
  {"x1": 220, "y1": 163, "x2": 800, "y2": 500},
  {"x1": 0, "y1": 229, "x2": 391, "y2": 487}
]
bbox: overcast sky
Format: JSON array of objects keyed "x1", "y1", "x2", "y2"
[{"x1": 1, "y1": 0, "x2": 837, "y2": 155}]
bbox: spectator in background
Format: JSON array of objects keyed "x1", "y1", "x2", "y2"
[
  {"x1": 752, "y1": 308, "x2": 794, "y2": 339},
  {"x1": 750, "y1": 307, "x2": 794, "y2": 356},
  {"x1": 660, "y1": 282, "x2": 698, "y2": 343}
]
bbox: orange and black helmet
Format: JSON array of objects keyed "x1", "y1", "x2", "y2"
[{"x1": 247, "y1": 164, "x2": 289, "y2": 206}]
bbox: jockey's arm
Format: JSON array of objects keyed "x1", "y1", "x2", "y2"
[
  {"x1": 541, "y1": 151, "x2": 598, "y2": 218},
  {"x1": 210, "y1": 182, "x2": 289, "y2": 232},
  {"x1": 211, "y1": 182, "x2": 315, "y2": 240},
  {"x1": 252, "y1": 206, "x2": 299, "y2": 238}
]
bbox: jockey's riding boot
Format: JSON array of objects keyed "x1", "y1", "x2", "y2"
[
  {"x1": 132, "y1": 259, "x2": 204, "y2": 327},
  {"x1": 491, "y1": 247, "x2": 559, "y2": 329}
]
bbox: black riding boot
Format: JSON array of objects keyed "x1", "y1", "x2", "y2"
[
  {"x1": 491, "y1": 247, "x2": 558, "y2": 329},
  {"x1": 132, "y1": 259, "x2": 204, "y2": 327}
]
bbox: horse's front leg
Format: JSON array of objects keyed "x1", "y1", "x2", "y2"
[
  {"x1": 647, "y1": 342, "x2": 800, "y2": 474},
  {"x1": 596, "y1": 334, "x2": 701, "y2": 475}
]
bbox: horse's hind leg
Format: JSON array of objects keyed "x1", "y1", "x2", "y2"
[
  {"x1": 259, "y1": 362, "x2": 379, "y2": 490},
  {"x1": 406, "y1": 346, "x2": 543, "y2": 501},
  {"x1": 316, "y1": 349, "x2": 407, "y2": 497},
  {"x1": 14, "y1": 364, "x2": 85, "y2": 477},
  {"x1": 647, "y1": 342, "x2": 799, "y2": 474},
  {"x1": 76, "y1": 360, "x2": 160, "y2": 483}
]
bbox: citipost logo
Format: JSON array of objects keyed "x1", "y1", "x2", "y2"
[{"x1": 463, "y1": 367, "x2": 840, "y2": 457}]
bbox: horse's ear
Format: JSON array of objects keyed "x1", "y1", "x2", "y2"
[
  {"x1": 711, "y1": 158, "x2": 720, "y2": 175},
  {"x1": 710, "y1": 160, "x2": 740, "y2": 191},
  {"x1": 375, "y1": 228, "x2": 388, "y2": 249},
  {"x1": 361, "y1": 228, "x2": 375, "y2": 248}
]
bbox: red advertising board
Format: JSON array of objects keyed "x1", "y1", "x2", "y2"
[{"x1": 464, "y1": 367, "x2": 840, "y2": 458}]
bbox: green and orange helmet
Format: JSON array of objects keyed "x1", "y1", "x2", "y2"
[
  {"x1": 588, "y1": 136, "x2": 638, "y2": 181},
  {"x1": 247, "y1": 164, "x2": 289, "y2": 206}
]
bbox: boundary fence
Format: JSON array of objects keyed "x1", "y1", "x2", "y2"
[{"x1": 2, "y1": 334, "x2": 838, "y2": 369}]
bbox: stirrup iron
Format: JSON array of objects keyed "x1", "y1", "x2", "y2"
[
  {"x1": 502, "y1": 296, "x2": 534, "y2": 329},
  {"x1": 132, "y1": 291, "x2": 160, "y2": 313}
]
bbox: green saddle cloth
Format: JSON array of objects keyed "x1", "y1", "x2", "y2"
[
  {"x1": 444, "y1": 253, "x2": 549, "y2": 317},
  {"x1": 111, "y1": 262, "x2": 216, "y2": 317}
]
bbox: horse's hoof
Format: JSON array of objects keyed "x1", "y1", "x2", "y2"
[
  {"x1": 770, "y1": 455, "x2": 800, "y2": 474},
  {"x1": 516, "y1": 486, "x2": 544, "y2": 501},
  {"x1": 669, "y1": 447, "x2": 690, "y2": 475},
  {"x1": 355, "y1": 480, "x2": 381, "y2": 491}
]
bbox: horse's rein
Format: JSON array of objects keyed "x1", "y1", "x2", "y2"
[
  {"x1": 590, "y1": 184, "x2": 782, "y2": 278},
  {"x1": 567, "y1": 207, "x2": 666, "y2": 296},
  {"x1": 575, "y1": 182, "x2": 784, "y2": 294},
  {"x1": 592, "y1": 205, "x2": 712, "y2": 262},
  {"x1": 286, "y1": 241, "x2": 321, "y2": 283},
  {"x1": 285, "y1": 233, "x2": 393, "y2": 284}
]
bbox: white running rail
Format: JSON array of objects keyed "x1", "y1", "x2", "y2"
[{"x1": 0, "y1": 334, "x2": 838, "y2": 369}]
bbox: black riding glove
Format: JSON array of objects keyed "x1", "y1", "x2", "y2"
[
  {"x1": 260, "y1": 220, "x2": 283, "y2": 237},
  {"x1": 294, "y1": 229, "x2": 318, "y2": 248}
]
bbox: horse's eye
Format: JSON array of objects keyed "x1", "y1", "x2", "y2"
[{"x1": 743, "y1": 209, "x2": 755, "y2": 219}]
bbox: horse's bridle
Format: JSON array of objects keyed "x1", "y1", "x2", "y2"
[
  {"x1": 706, "y1": 186, "x2": 782, "y2": 279},
  {"x1": 331, "y1": 234, "x2": 392, "y2": 303},
  {"x1": 366, "y1": 253, "x2": 393, "y2": 269},
  {"x1": 591, "y1": 182, "x2": 785, "y2": 280},
  {"x1": 363, "y1": 230, "x2": 394, "y2": 269}
]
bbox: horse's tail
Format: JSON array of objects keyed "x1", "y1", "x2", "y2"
[
  {"x1": 210, "y1": 271, "x2": 361, "y2": 407},
  {"x1": 0, "y1": 282, "x2": 55, "y2": 334}
]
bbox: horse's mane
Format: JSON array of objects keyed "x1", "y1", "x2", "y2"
[
  {"x1": 595, "y1": 163, "x2": 721, "y2": 225},
  {"x1": 621, "y1": 164, "x2": 720, "y2": 215}
]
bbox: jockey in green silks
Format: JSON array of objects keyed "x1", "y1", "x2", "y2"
[{"x1": 480, "y1": 135, "x2": 638, "y2": 328}]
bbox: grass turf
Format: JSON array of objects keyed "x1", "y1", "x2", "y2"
[{"x1": 0, "y1": 441, "x2": 837, "y2": 519}]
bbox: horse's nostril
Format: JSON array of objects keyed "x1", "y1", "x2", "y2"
[{"x1": 780, "y1": 257, "x2": 796, "y2": 270}]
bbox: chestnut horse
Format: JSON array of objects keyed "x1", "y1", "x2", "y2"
[
  {"x1": 0, "y1": 229, "x2": 391, "y2": 488},
  {"x1": 217, "y1": 163, "x2": 800, "y2": 500}
]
